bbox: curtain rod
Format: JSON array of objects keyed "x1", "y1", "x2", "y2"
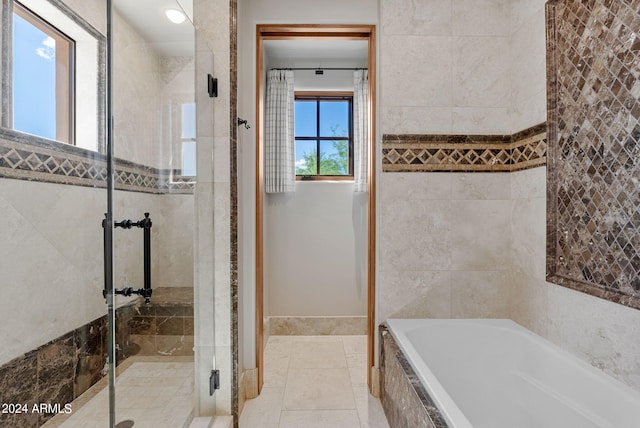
[{"x1": 270, "y1": 67, "x2": 367, "y2": 71}]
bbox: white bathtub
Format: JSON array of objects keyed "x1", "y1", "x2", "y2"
[{"x1": 386, "y1": 318, "x2": 640, "y2": 428}]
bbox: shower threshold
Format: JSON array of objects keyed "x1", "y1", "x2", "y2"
[{"x1": 42, "y1": 356, "x2": 194, "y2": 428}]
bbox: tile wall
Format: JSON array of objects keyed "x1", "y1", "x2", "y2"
[{"x1": 379, "y1": 0, "x2": 640, "y2": 395}]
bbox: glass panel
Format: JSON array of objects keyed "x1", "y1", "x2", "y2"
[
  {"x1": 110, "y1": 0, "x2": 200, "y2": 426},
  {"x1": 296, "y1": 139, "x2": 318, "y2": 175},
  {"x1": 12, "y1": 12, "x2": 55, "y2": 139},
  {"x1": 0, "y1": 1, "x2": 105, "y2": 427},
  {"x1": 182, "y1": 140, "x2": 197, "y2": 176},
  {"x1": 7, "y1": 0, "x2": 98, "y2": 149},
  {"x1": 320, "y1": 101, "x2": 348, "y2": 138},
  {"x1": 182, "y1": 102, "x2": 196, "y2": 139},
  {"x1": 295, "y1": 100, "x2": 317, "y2": 137},
  {"x1": 319, "y1": 139, "x2": 349, "y2": 175}
]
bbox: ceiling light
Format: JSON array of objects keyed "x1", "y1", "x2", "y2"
[{"x1": 165, "y1": 8, "x2": 186, "y2": 24}]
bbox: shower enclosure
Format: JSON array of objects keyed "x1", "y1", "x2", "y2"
[{"x1": 0, "y1": 0, "x2": 212, "y2": 426}]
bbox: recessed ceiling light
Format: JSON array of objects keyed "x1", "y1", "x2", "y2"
[{"x1": 165, "y1": 8, "x2": 186, "y2": 24}]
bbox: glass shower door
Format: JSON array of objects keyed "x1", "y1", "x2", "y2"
[
  {"x1": 108, "y1": 0, "x2": 200, "y2": 426},
  {"x1": 0, "y1": 0, "x2": 206, "y2": 426}
]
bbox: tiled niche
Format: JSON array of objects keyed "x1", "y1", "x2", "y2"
[{"x1": 546, "y1": 0, "x2": 640, "y2": 310}]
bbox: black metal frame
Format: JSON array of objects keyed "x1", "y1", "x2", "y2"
[{"x1": 294, "y1": 94, "x2": 354, "y2": 177}]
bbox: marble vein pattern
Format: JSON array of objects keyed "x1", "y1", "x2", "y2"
[
  {"x1": 546, "y1": 0, "x2": 640, "y2": 310},
  {"x1": 0, "y1": 288, "x2": 193, "y2": 427},
  {"x1": 379, "y1": 325, "x2": 447, "y2": 428}
]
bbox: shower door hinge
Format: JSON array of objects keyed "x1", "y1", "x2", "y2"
[
  {"x1": 210, "y1": 370, "x2": 220, "y2": 395},
  {"x1": 208, "y1": 74, "x2": 218, "y2": 97}
]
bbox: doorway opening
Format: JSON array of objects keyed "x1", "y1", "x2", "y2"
[{"x1": 255, "y1": 24, "x2": 377, "y2": 392}]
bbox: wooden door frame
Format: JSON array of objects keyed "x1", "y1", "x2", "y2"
[{"x1": 255, "y1": 24, "x2": 377, "y2": 392}]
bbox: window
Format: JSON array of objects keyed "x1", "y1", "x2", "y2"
[
  {"x1": 180, "y1": 102, "x2": 196, "y2": 176},
  {"x1": 294, "y1": 93, "x2": 353, "y2": 179},
  {"x1": 12, "y1": 1, "x2": 75, "y2": 145},
  {"x1": 1, "y1": 0, "x2": 102, "y2": 152}
]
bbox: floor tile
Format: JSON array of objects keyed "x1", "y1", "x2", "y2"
[
  {"x1": 290, "y1": 340, "x2": 347, "y2": 369},
  {"x1": 353, "y1": 387, "x2": 390, "y2": 428},
  {"x1": 279, "y1": 410, "x2": 361, "y2": 428},
  {"x1": 43, "y1": 359, "x2": 194, "y2": 428},
  {"x1": 346, "y1": 353, "x2": 368, "y2": 387},
  {"x1": 240, "y1": 335, "x2": 389, "y2": 428},
  {"x1": 238, "y1": 387, "x2": 283, "y2": 428},
  {"x1": 342, "y1": 336, "x2": 367, "y2": 354},
  {"x1": 283, "y1": 368, "x2": 356, "y2": 410}
]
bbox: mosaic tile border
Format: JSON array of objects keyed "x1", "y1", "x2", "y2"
[
  {"x1": 0, "y1": 130, "x2": 194, "y2": 194},
  {"x1": 545, "y1": 0, "x2": 640, "y2": 311},
  {"x1": 382, "y1": 123, "x2": 547, "y2": 173}
]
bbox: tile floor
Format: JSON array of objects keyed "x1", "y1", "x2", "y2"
[
  {"x1": 42, "y1": 357, "x2": 194, "y2": 428},
  {"x1": 240, "y1": 335, "x2": 390, "y2": 428}
]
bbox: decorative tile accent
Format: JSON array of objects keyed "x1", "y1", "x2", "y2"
[
  {"x1": 546, "y1": 0, "x2": 640, "y2": 310},
  {"x1": 230, "y1": 0, "x2": 240, "y2": 423},
  {"x1": 0, "y1": 131, "x2": 194, "y2": 194},
  {"x1": 379, "y1": 324, "x2": 447, "y2": 428},
  {"x1": 382, "y1": 124, "x2": 547, "y2": 172}
]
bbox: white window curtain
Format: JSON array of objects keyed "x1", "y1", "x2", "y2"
[
  {"x1": 353, "y1": 70, "x2": 368, "y2": 193},
  {"x1": 265, "y1": 69, "x2": 295, "y2": 193}
]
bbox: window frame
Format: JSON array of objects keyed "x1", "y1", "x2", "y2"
[
  {"x1": 12, "y1": 0, "x2": 76, "y2": 146},
  {"x1": 294, "y1": 91, "x2": 354, "y2": 181},
  {"x1": 179, "y1": 101, "x2": 196, "y2": 177}
]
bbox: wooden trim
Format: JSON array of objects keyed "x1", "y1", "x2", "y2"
[
  {"x1": 255, "y1": 23, "x2": 377, "y2": 394},
  {"x1": 14, "y1": 1, "x2": 75, "y2": 145},
  {"x1": 295, "y1": 91, "x2": 354, "y2": 98},
  {"x1": 366, "y1": 26, "x2": 377, "y2": 390},
  {"x1": 255, "y1": 29, "x2": 265, "y2": 393},
  {"x1": 295, "y1": 176, "x2": 354, "y2": 181}
]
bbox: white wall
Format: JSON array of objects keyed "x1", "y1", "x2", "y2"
[
  {"x1": 265, "y1": 183, "x2": 367, "y2": 316},
  {"x1": 262, "y1": 53, "x2": 367, "y2": 317}
]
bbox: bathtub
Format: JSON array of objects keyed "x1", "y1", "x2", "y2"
[{"x1": 382, "y1": 319, "x2": 640, "y2": 428}]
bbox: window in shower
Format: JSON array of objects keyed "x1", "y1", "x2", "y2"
[
  {"x1": 12, "y1": 1, "x2": 75, "y2": 145},
  {"x1": 294, "y1": 93, "x2": 353, "y2": 179},
  {"x1": 1, "y1": 0, "x2": 103, "y2": 153},
  {"x1": 180, "y1": 102, "x2": 196, "y2": 176}
]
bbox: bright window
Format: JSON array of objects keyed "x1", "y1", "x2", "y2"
[
  {"x1": 294, "y1": 93, "x2": 353, "y2": 179},
  {"x1": 180, "y1": 102, "x2": 196, "y2": 176},
  {"x1": 12, "y1": 1, "x2": 75, "y2": 145}
]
